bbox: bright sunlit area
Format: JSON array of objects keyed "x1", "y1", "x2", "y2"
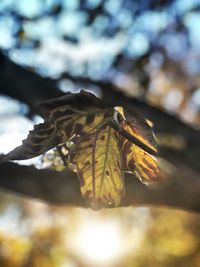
[
  {"x1": 71, "y1": 220, "x2": 124, "y2": 265},
  {"x1": 0, "y1": 195, "x2": 199, "y2": 267},
  {"x1": 66, "y1": 209, "x2": 146, "y2": 266},
  {"x1": 67, "y1": 207, "x2": 151, "y2": 267}
]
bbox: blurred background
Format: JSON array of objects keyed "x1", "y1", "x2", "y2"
[{"x1": 1, "y1": 0, "x2": 200, "y2": 266}]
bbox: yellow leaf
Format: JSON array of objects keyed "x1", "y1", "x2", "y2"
[
  {"x1": 122, "y1": 120, "x2": 159, "y2": 183},
  {"x1": 71, "y1": 124, "x2": 124, "y2": 209}
]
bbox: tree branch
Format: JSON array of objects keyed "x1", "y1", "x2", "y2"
[
  {"x1": 0, "y1": 51, "x2": 63, "y2": 116},
  {"x1": 1, "y1": 53, "x2": 200, "y2": 211},
  {"x1": 0, "y1": 162, "x2": 200, "y2": 212},
  {"x1": 0, "y1": 162, "x2": 82, "y2": 206}
]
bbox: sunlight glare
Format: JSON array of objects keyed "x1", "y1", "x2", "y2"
[{"x1": 71, "y1": 219, "x2": 124, "y2": 265}]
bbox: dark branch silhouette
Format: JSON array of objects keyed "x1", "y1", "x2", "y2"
[
  {"x1": 1, "y1": 51, "x2": 200, "y2": 211},
  {"x1": 0, "y1": 162, "x2": 200, "y2": 212}
]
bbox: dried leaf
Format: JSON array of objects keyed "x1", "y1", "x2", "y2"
[
  {"x1": 71, "y1": 125, "x2": 124, "y2": 209},
  {"x1": 117, "y1": 107, "x2": 157, "y2": 153},
  {"x1": 1, "y1": 91, "x2": 112, "y2": 162},
  {"x1": 1, "y1": 91, "x2": 159, "y2": 208},
  {"x1": 121, "y1": 119, "x2": 159, "y2": 183}
]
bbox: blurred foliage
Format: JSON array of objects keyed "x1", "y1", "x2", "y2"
[
  {"x1": 1, "y1": 0, "x2": 200, "y2": 266},
  {"x1": 1, "y1": 0, "x2": 200, "y2": 126},
  {"x1": 123, "y1": 209, "x2": 200, "y2": 267},
  {"x1": 0, "y1": 193, "x2": 200, "y2": 267}
]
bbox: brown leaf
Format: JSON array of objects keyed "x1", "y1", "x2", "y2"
[{"x1": 1, "y1": 91, "x2": 112, "y2": 162}]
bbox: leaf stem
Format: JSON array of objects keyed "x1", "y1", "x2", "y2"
[{"x1": 110, "y1": 120, "x2": 157, "y2": 156}]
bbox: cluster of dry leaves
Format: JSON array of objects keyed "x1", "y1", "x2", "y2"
[{"x1": 1, "y1": 91, "x2": 159, "y2": 209}]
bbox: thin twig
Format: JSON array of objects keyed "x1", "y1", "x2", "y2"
[
  {"x1": 110, "y1": 119, "x2": 157, "y2": 156},
  {"x1": 56, "y1": 146, "x2": 68, "y2": 167}
]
